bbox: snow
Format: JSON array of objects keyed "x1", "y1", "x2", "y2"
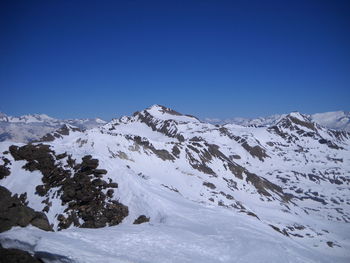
[
  {"x1": 1, "y1": 106, "x2": 350, "y2": 262},
  {"x1": 0, "y1": 160, "x2": 45, "y2": 212},
  {"x1": 145, "y1": 105, "x2": 200, "y2": 123},
  {"x1": 312, "y1": 111, "x2": 350, "y2": 131},
  {"x1": 289, "y1": 111, "x2": 308, "y2": 121},
  {"x1": 206, "y1": 111, "x2": 350, "y2": 131},
  {"x1": 1, "y1": 199, "x2": 347, "y2": 263},
  {"x1": 95, "y1": 118, "x2": 107, "y2": 124},
  {"x1": 0, "y1": 113, "x2": 107, "y2": 142}
]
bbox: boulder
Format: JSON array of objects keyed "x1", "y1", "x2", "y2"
[
  {"x1": 0, "y1": 186, "x2": 53, "y2": 233},
  {"x1": 0, "y1": 246, "x2": 42, "y2": 263},
  {"x1": 133, "y1": 215, "x2": 150, "y2": 224}
]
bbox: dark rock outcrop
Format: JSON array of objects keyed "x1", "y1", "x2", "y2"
[
  {"x1": 203, "y1": 181, "x2": 216, "y2": 189},
  {"x1": 219, "y1": 127, "x2": 269, "y2": 161},
  {"x1": 0, "y1": 245, "x2": 42, "y2": 263},
  {"x1": 0, "y1": 159, "x2": 10, "y2": 180},
  {"x1": 8, "y1": 144, "x2": 129, "y2": 230},
  {"x1": 39, "y1": 124, "x2": 82, "y2": 142},
  {"x1": 133, "y1": 136, "x2": 175, "y2": 161},
  {"x1": 133, "y1": 215, "x2": 150, "y2": 224},
  {"x1": 0, "y1": 186, "x2": 52, "y2": 232}
]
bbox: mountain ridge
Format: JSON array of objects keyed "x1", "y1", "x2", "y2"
[
  {"x1": 205, "y1": 110, "x2": 350, "y2": 131},
  {"x1": 0, "y1": 111, "x2": 107, "y2": 143},
  {"x1": 0, "y1": 105, "x2": 349, "y2": 262}
]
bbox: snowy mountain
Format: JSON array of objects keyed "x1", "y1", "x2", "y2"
[
  {"x1": 0, "y1": 105, "x2": 349, "y2": 262},
  {"x1": 2, "y1": 110, "x2": 348, "y2": 144},
  {"x1": 205, "y1": 114, "x2": 284, "y2": 127},
  {"x1": 311, "y1": 111, "x2": 350, "y2": 131},
  {"x1": 0, "y1": 112, "x2": 107, "y2": 142},
  {"x1": 205, "y1": 111, "x2": 350, "y2": 131}
]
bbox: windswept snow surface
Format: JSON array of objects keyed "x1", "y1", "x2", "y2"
[
  {"x1": 1, "y1": 105, "x2": 350, "y2": 262},
  {"x1": 1, "y1": 202, "x2": 344, "y2": 263},
  {"x1": 1, "y1": 186, "x2": 348, "y2": 263}
]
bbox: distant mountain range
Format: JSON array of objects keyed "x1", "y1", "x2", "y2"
[
  {"x1": 205, "y1": 111, "x2": 350, "y2": 131},
  {"x1": 0, "y1": 112, "x2": 106, "y2": 142},
  {"x1": 1, "y1": 110, "x2": 349, "y2": 143}
]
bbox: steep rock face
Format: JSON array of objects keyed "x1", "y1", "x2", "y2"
[{"x1": 0, "y1": 105, "x2": 349, "y2": 260}]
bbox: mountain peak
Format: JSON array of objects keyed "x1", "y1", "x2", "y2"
[
  {"x1": 146, "y1": 104, "x2": 183, "y2": 116},
  {"x1": 287, "y1": 111, "x2": 309, "y2": 122},
  {"x1": 276, "y1": 111, "x2": 316, "y2": 131},
  {"x1": 136, "y1": 105, "x2": 199, "y2": 123}
]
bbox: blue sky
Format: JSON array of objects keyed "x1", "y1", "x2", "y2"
[{"x1": 1, "y1": 0, "x2": 349, "y2": 120}]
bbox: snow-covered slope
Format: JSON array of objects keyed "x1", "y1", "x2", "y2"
[
  {"x1": 206, "y1": 111, "x2": 350, "y2": 131},
  {"x1": 0, "y1": 112, "x2": 107, "y2": 142},
  {"x1": 0, "y1": 105, "x2": 349, "y2": 262}
]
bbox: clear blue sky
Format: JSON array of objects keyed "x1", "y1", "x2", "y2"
[{"x1": 1, "y1": 0, "x2": 349, "y2": 120}]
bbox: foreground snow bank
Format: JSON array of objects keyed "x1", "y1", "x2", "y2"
[{"x1": 1, "y1": 201, "x2": 348, "y2": 263}]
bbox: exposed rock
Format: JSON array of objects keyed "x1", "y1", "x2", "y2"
[
  {"x1": 56, "y1": 152, "x2": 67, "y2": 160},
  {"x1": 133, "y1": 136, "x2": 175, "y2": 161},
  {"x1": 133, "y1": 215, "x2": 150, "y2": 224},
  {"x1": 245, "y1": 172, "x2": 293, "y2": 202},
  {"x1": 0, "y1": 164, "x2": 10, "y2": 180},
  {"x1": 203, "y1": 181, "x2": 216, "y2": 189},
  {"x1": 35, "y1": 185, "x2": 47, "y2": 197},
  {"x1": 161, "y1": 184, "x2": 179, "y2": 193},
  {"x1": 40, "y1": 133, "x2": 55, "y2": 142},
  {"x1": 39, "y1": 125, "x2": 83, "y2": 142},
  {"x1": 241, "y1": 142, "x2": 269, "y2": 161},
  {"x1": 269, "y1": 224, "x2": 289, "y2": 236},
  {"x1": 326, "y1": 241, "x2": 334, "y2": 248},
  {"x1": 0, "y1": 245, "x2": 42, "y2": 263},
  {"x1": 289, "y1": 116, "x2": 316, "y2": 131},
  {"x1": 106, "y1": 189, "x2": 114, "y2": 198},
  {"x1": 108, "y1": 182, "x2": 118, "y2": 188},
  {"x1": 172, "y1": 145, "x2": 180, "y2": 158},
  {"x1": 94, "y1": 169, "x2": 108, "y2": 175},
  {"x1": 0, "y1": 186, "x2": 52, "y2": 232},
  {"x1": 8, "y1": 144, "x2": 128, "y2": 230},
  {"x1": 185, "y1": 148, "x2": 216, "y2": 176},
  {"x1": 219, "y1": 128, "x2": 269, "y2": 161},
  {"x1": 230, "y1": 154, "x2": 241, "y2": 160},
  {"x1": 134, "y1": 107, "x2": 191, "y2": 142}
]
